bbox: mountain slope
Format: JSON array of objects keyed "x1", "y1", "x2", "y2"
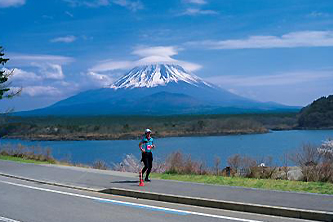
[
  {"x1": 298, "y1": 95, "x2": 333, "y2": 128},
  {"x1": 18, "y1": 64, "x2": 299, "y2": 116}
]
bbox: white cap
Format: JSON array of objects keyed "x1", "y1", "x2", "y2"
[{"x1": 145, "y1": 129, "x2": 151, "y2": 133}]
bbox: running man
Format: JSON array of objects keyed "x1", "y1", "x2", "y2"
[{"x1": 139, "y1": 129, "x2": 155, "y2": 182}]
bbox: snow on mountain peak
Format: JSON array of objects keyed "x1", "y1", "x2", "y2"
[{"x1": 110, "y1": 64, "x2": 210, "y2": 89}]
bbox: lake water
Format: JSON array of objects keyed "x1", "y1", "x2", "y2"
[{"x1": 1, "y1": 130, "x2": 332, "y2": 167}]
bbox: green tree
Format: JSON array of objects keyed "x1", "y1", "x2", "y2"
[{"x1": 0, "y1": 46, "x2": 21, "y2": 100}]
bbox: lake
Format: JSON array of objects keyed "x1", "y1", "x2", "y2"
[{"x1": 1, "y1": 130, "x2": 332, "y2": 167}]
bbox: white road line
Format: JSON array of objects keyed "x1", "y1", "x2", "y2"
[
  {"x1": 0, "y1": 216, "x2": 22, "y2": 222},
  {"x1": 0, "y1": 180, "x2": 263, "y2": 222}
]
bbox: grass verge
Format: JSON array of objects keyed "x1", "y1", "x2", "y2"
[
  {"x1": 1, "y1": 154, "x2": 332, "y2": 195},
  {"x1": 0, "y1": 155, "x2": 54, "y2": 164},
  {"x1": 151, "y1": 173, "x2": 333, "y2": 195}
]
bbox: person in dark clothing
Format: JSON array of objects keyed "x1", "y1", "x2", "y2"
[{"x1": 139, "y1": 129, "x2": 155, "y2": 182}]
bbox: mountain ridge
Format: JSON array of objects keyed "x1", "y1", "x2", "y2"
[{"x1": 16, "y1": 63, "x2": 300, "y2": 116}]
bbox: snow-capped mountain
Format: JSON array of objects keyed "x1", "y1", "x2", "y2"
[
  {"x1": 18, "y1": 64, "x2": 299, "y2": 116},
  {"x1": 110, "y1": 64, "x2": 210, "y2": 89}
]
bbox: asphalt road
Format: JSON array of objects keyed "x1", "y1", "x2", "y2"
[
  {"x1": 0, "y1": 176, "x2": 314, "y2": 222},
  {"x1": 1, "y1": 160, "x2": 332, "y2": 212}
]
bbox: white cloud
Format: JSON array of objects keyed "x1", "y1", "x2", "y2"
[
  {"x1": 21, "y1": 86, "x2": 62, "y2": 97},
  {"x1": 136, "y1": 55, "x2": 201, "y2": 72},
  {"x1": 3, "y1": 53, "x2": 96, "y2": 100},
  {"x1": 3, "y1": 65, "x2": 70, "y2": 99},
  {"x1": 205, "y1": 70, "x2": 333, "y2": 87},
  {"x1": 5, "y1": 68, "x2": 42, "y2": 82},
  {"x1": 6, "y1": 53, "x2": 72, "y2": 80},
  {"x1": 90, "y1": 46, "x2": 202, "y2": 73},
  {"x1": 180, "y1": 0, "x2": 215, "y2": 16},
  {"x1": 136, "y1": 55, "x2": 174, "y2": 65},
  {"x1": 63, "y1": 0, "x2": 143, "y2": 11},
  {"x1": 2, "y1": 53, "x2": 75, "y2": 99},
  {"x1": 51, "y1": 35, "x2": 77, "y2": 43},
  {"x1": 3, "y1": 66, "x2": 66, "y2": 98},
  {"x1": 9, "y1": 54, "x2": 74, "y2": 66},
  {"x1": 86, "y1": 71, "x2": 115, "y2": 87},
  {"x1": 88, "y1": 0, "x2": 109, "y2": 7},
  {"x1": 181, "y1": 8, "x2": 217, "y2": 16},
  {"x1": 0, "y1": 0, "x2": 25, "y2": 8},
  {"x1": 63, "y1": 0, "x2": 109, "y2": 7},
  {"x1": 65, "y1": 11, "x2": 74, "y2": 17},
  {"x1": 183, "y1": 0, "x2": 207, "y2": 5},
  {"x1": 187, "y1": 31, "x2": 333, "y2": 49},
  {"x1": 90, "y1": 60, "x2": 132, "y2": 72},
  {"x1": 35, "y1": 63, "x2": 65, "y2": 80},
  {"x1": 4, "y1": 53, "x2": 71, "y2": 81},
  {"x1": 176, "y1": 61, "x2": 202, "y2": 72},
  {"x1": 42, "y1": 15, "x2": 54, "y2": 19},
  {"x1": 132, "y1": 46, "x2": 179, "y2": 57},
  {"x1": 307, "y1": 11, "x2": 330, "y2": 18},
  {"x1": 113, "y1": 0, "x2": 143, "y2": 11}
]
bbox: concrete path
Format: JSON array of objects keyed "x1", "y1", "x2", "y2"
[{"x1": 0, "y1": 160, "x2": 332, "y2": 213}]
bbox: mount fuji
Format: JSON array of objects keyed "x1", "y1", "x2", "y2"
[{"x1": 19, "y1": 64, "x2": 298, "y2": 116}]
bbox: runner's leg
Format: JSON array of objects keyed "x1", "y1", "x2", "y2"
[
  {"x1": 145, "y1": 153, "x2": 153, "y2": 180},
  {"x1": 142, "y1": 153, "x2": 148, "y2": 177}
]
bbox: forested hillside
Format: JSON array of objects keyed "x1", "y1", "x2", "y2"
[{"x1": 298, "y1": 95, "x2": 333, "y2": 128}]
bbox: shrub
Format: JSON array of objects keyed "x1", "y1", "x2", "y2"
[
  {"x1": 113, "y1": 154, "x2": 141, "y2": 172},
  {"x1": 252, "y1": 156, "x2": 277, "y2": 179},
  {"x1": 92, "y1": 160, "x2": 108, "y2": 170},
  {"x1": 290, "y1": 143, "x2": 333, "y2": 182},
  {"x1": 280, "y1": 153, "x2": 290, "y2": 180},
  {"x1": 227, "y1": 154, "x2": 241, "y2": 172},
  {"x1": 227, "y1": 154, "x2": 278, "y2": 179},
  {"x1": 165, "y1": 151, "x2": 184, "y2": 173},
  {"x1": 213, "y1": 156, "x2": 221, "y2": 175},
  {"x1": 165, "y1": 151, "x2": 205, "y2": 175}
]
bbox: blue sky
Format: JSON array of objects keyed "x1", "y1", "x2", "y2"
[{"x1": 1, "y1": 0, "x2": 333, "y2": 111}]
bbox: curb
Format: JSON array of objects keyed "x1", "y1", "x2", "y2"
[
  {"x1": 1, "y1": 172, "x2": 332, "y2": 222},
  {"x1": 100, "y1": 188, "x2": 333, "y2": 222}
]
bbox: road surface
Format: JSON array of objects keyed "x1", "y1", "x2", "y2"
[
  {"x1": 0, "y1": 175, "x2": 314, "y2": 222},
  {"x1": 1, "y1": 160, "x2": 332, "y2": 212}
]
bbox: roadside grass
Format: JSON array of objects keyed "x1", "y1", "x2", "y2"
[
  {"x1": 151, "y1": 173, "x2": 333, "y2": 195},
  {"x1": 0, "y1": 154, "x2": 106, "y2": 169},
  {"x1": 1, "y1": 153, "x2": 332, "y2": 195},
  {"x1": 0, "y1": 155, "x2": 54, "y2": 164}
]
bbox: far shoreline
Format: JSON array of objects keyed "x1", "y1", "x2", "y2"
[
  {"x1": 2, "y1": 112, "x2": 332, "y2": 142},
  {"x1": 4, "y1": 130, "x2": 269, "y2": 141},
  {"x1": 3, "y1": 128, "x2": 333, "y2": 142}
]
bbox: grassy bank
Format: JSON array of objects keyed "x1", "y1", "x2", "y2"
[
  {"x1": 1, "y1": 154, "x2": 332, "y2": 195},
  {"x1": 151, "y1": 173, "x2": 333, "y2": 195},
  {"x1": 0, "y1": 155, "x2": 54, "y2": 164}
]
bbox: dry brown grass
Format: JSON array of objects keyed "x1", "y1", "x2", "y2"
[{"x1": 0, "y1": 143, "x2": 56, "y2": 163}]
